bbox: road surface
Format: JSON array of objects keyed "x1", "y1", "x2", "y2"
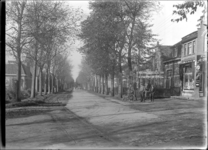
[{"x1": 6, "y1": 90, "x2": 206, "y2": 149}]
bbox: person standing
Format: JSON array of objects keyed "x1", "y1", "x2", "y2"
[{"x1": 139, "y1": 83, "x2": 145, "y2": 102}]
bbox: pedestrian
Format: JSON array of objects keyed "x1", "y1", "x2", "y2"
[
  {"x1": 144, "y1": 81, "x2": 151, "y2": 101},
  {"x1": 139, "y1": 83, "x2": 145, "y2": 102},
  {"x1": 150, "y1": 84, "x2": 155, "y2": 102}
]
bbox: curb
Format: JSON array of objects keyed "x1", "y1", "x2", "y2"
[
  {"x1": 171, "y1": 96, "x2": 205, "y2": 101},
  {"x1": 6, "y1": 106, "x2": 64, "y2": 112},
  {"x1": 6, "y1": 94, "x2": 60, "y2": 108}
]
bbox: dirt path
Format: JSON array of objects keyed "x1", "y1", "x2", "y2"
[
  {"x1": 66, "y1": 89, "x2": 206, "y2": 148},
  {"x1": 6, "y1": 90, "x2": 206, "y2": 149}
]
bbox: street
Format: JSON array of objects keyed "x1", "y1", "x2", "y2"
[{"x1": 6, "y1": 90, "x2": 206, "y2": 149}]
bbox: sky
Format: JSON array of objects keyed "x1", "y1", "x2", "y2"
[
  {"x1": 6, "y1": 1, "x2": 206, "y2": 81},
  {"x1": 67, "y1": 1, "x2": 206, "y2": 80}
]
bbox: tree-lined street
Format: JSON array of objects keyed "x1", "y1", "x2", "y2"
[
  {"x1": 6, "y1": 90, "x2": 206, "y2": 149},
  {"x1": 4, "y1": 0, "x2": 207, "y2": 149}
]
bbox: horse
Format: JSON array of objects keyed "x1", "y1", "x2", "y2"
[
  {"x1": 143, "y1": 83, "x2": 155, "y2": 102},
  {"x1": 149, "y1": 84, "x2": 155, "y2": 102},
  {"x1": 139, "y1": 84, "x2": 145, "y2": 102}
]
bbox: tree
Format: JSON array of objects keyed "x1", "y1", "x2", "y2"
[
  {"x1": 24, "y1": 1, "x2": 80, "y2": 97},
  {"x1": 54, "y1": 55, "x2": 73, "y2": 91},
  {"x1": 120, "y1": 0, "x2": 157, "y2": 84},
  {"x1": 79, "y1": 0, "x2": 157, "y2": 98},
  {"x1": 6, "y1": 1, "x2": 29, "y2": 102},
  {"x1": 79, "y1": 1, "x2": 123, "y2": 96},
  {"x1": 171, "y1": 0, "x2": 205, "y2": 22},
  {"x1": 76, "y1": 57, "x2": 92, "y2": 89}
]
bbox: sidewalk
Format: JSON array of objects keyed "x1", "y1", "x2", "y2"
[
  {"x1": 86, "y1": 89, "x2": 206, "y2": 103},
  {"x1": 85, "y1": 89, "x2": 171, "y2": 106},
  {"x1": 171, "y1": 96, "x2": 205, "y2": 101}
]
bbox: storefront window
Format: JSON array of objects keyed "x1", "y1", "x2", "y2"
[
  {"x1": 188, "y1": 42, "x2": 192, "y2": 55},
  {"x1": 183, "y1": 65, "x2": 194, "y2": 90}
]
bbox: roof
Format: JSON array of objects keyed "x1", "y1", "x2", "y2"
[
  {"x1": 6, "y1": 62, "x2": 31, "y2": 77},
  {"x1": 181, "y1": 31, "x2": 197, "y2": 43},
  {"x1": 172, "y1": 41, "x2": 182, "y2": 47},
  {"x1": 158, "y1": 45, "x2": 172, "y2": 61}
]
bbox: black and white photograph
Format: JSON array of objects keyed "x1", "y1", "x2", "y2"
[{"x1": 4, "y1": 0, "x2": 207, "y2": 149}]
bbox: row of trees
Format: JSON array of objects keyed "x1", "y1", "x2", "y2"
[
  {"x1": 6, "y1": 0, "x2": 80, "y2": 101},
  {"x1": 77, "y1": 0, "x2": 159, "y2": 98},
  {"x1": 77, "y1": 0, "x2": 206, "y2": 98}
]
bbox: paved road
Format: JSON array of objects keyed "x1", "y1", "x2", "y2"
[{"x1": 6, "y1": 90, "x2": 206, "y2": 149}]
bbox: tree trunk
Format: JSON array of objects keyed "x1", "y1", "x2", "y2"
[
  {"x1": 102, "y1": 74, "x2": 104, "y2": 94},
  {"x1": 51, "y1": 74, "x2": 54, "y2": 93},
  {"x1": 118, "y1": 75, "x2": 123, "y2": 98},
  {"x1": 35, "y1": 76, "x2": 38, "y2": 93},
  {"x1": 110, "y1": 73, "x2": 114, "y2": 97},
  {"x1": 16, "y1": 56, "x2": 21, "y2": 102},
  {"x1": 127, "y1": 16, "x2": 136, "y2": 89},
  {"x1": 44, "y1": 71, "x2": 47, "y2": 95},
  {"x1": 39, "y1": 69, "x2": 42, "y2": 95},
  {"x1": 95, "y1": 75, "x2": 98, "y2": 92},
  {"x1": 56, "y1": 77, "x2": 59, "y2": 93},
  {"x1": 98, "y1": 75, "x2": 100, "y2": 93},
  {"x1": 118, "y1": 50, "x2": 123, "y2": 98},
  {"x1": 47, "y1": 64, "x2": 51, "y2": 94},
  {"x1": 30, "y1": 60, "x2": 37, "y2": 98},
  {"x1": 14, "y1": 2, "x2": 26, "y2": 102},
  {"x1": 105, "y1": 74, "x2": 108, "y2": 95},
  {"x1": 100, "y1": 75, "x2": 102, "y2": 94},
  {"x1": 100, "y1": 75, "x2": 102, "y2": 93}
]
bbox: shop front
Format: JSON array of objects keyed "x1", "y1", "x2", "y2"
[
  {"x1": 179, "y1": 59, "x2": 195, "y2": 97},
  {"x1": 179, "y1": 55, "x2": 205, "y2": 98},
  {"x1": 183, "y1": 62, "x2": 195, "y2": 90}
]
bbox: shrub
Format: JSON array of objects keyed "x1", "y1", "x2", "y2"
[
  {"x1": 20, "y1": 89, "x2": 31, "y2": 99},
  {"x1": 154, "y1": 88, "x2": 171, "y2": 98},
  {"x1": 6, "y1": 89, "x2": 16, "y2": 102}
]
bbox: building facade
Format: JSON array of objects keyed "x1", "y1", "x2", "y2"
[
  {"x1": 179, "y1": 15, "x2": 207, "y2": 98},
  {"x1": 6, "y1": 61, "x2": 32, "y2": 90},
  {"x1": 163, "y1": 42, "x2": 182, "y2": 91}
]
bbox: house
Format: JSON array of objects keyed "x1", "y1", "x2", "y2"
[
  {"x1": 6, "y1": 61, "x2": 32, "y2": 91},
  {"x1": 152, "y1": 42, "x2": 172, "y2": 73},
  {"x1": 179, "y1": 31, "x2": 197, "y2": 97},
  {"x1": 146, "y1": 42, "x2": 172, "y2": 88},
  {"x1": 163, "y1": 41, "x2": 182, "y2": 92},
  {"x1": 179, "y1": 15, "x2": 206, "y2": 98}
]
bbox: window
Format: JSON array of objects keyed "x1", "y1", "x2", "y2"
[
  {"x1": 183, "y1": 65, "x2": 194, "y2": 90},
  {"x1": 193, "y1": 40, "x2": 195, "y2": 54},
  {"x1": 188, "y1": 42, "x2": 192, "y2": 55},
  {"x1": 184, "y1": 44, "x2": 187, "y2": 56}
]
